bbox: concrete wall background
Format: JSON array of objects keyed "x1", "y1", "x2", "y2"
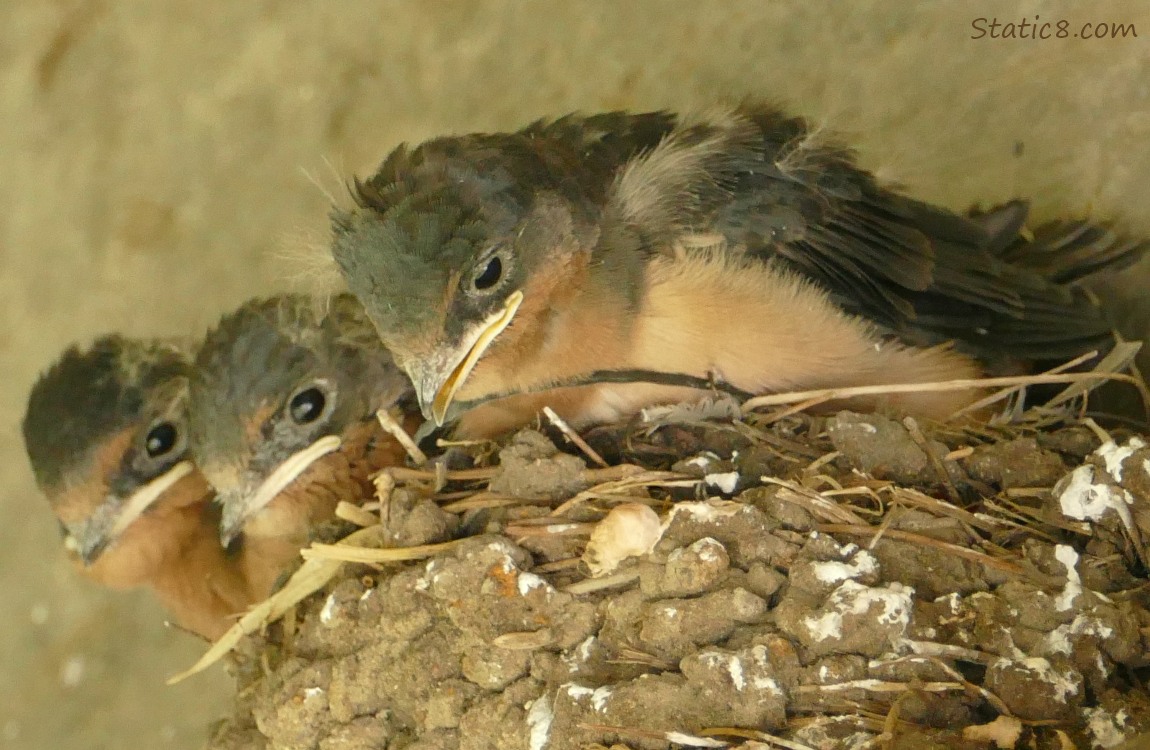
[{"x1": 2, "y1": 2, "x2": 1148, "y2": 747}]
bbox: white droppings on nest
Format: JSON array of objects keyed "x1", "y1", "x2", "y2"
[
  {"x1": 525, "y1": 694, "x2": 553, "y2": 750},
  {"x1": 699, "y1": 651, "x2": 746, "y2": 690},
  {"x1": 1057, "y1": 465, "x2": 1134, "y2": 527},
  {"x1": 319, "y1": 594, "x2": 337, "y2": 624},
  {"x1": 811, "y1": 549, "x2": 879, "y2": 585},
  {"x1": 1054, "y1": 545, "x2": 1084, "y2": 611},
  {"x1": 303, "y1": 687, "x2": 324, "y2": 700},
  {"x1": 667, "y1": 500, "x2": 747, "y2": 523},
  {"x1": 415, "y1": 559, "x2": 442, "y2": 592},
  {"x1": 803, "y1": 581, "x2": 914, "y2": 643},
  {"x1": 590, "y1": 686, "x2": 612, "y2": 712},
  {"x1": 793, "y1": 718, "x2": 876, "y2": 750},
  {"x1": 859, "y1": 422, "x2": 877, "y2": 434},
  {"x1": 685, "y1": 452, "x2": 721, "y2": 469},
  {"x1": 583, "y1": 502, "x2": 662, "y2": 577},
  {"x1": 1094, "y1": 437, "x2": 1145, "y2": 482},
  {"x1": 359, "y1": 588, "x2": 374, "y2": 602},
  {"x1": 1043, "y1": 614, "x2": 1114, "y2": 657},
  {"x1": 727, "y1": 655, "x2": 745, "y2": 690},
  {"x1": 663, "y1": 731, "x2": 727, "y2": 748},
  {"x1": 562, "y1": 683, "x2": 594, "y2": 700},
  {"x1": 562, "y1": 636, "x2": 596, "y2": 673},
  {"x1": 486, "y1": 539, "x2": 522, "y2": 557},
  {"x1": 934, "y1": 592, "x2": 962, "y2": 614},
  {"x1": 682, "y1": 537, "x2": 725, "y2": 564},
  {"x1": 747, "y1": 645, "x2": 783, "y2": 694},
  {"x1": 703, "y1": 471, "x2": 739, "y2": 494},
  {"x1": 1095, "y1": 651, "x2": 1111, "y2": 680},
  {"x1": 517, "y1": 572, "x2": 553, "y2": 597},
  {"x1": 1023, "y1": 657, "x2": 1080, "y2": 703},
  {"x1": 1084, "y1": 707, "x2": 1131, "y2": 749},
  {"x1": 60, "y1": 655, "x2": 86, "y2": 688}
]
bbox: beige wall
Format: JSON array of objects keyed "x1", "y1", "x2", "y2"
[{"x1": 3, "y1": 2, "x2": 1149, "y2": 747}]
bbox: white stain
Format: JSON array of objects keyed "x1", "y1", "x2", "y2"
[
  {"x1": 811, "y1": 550, "x2": 879, "y2": 585},
  {"x1": 526, "y1": 694, "x2": 553, "y2": 750},
  {"x1": 1094, "y1": 437, "x2": 1144, "y2": 482},
  {"x1": 1054, "y1": 545, "x2": 1083, "y2": 611},
  {"x1": 704, "y1": 472, "x2": 739, "y2": 494},
  {"x1": 319, "y1": 594, "x2": 337, "y2": 624},
  {"x1": 1084, "y1": 706, "x2": 1130, "y2": 749},
  {"x1": 518, "y1": 572, "x2": 553, "y2": 596},
  {"x1": 1058, "y1": 465, "x2": 1134, "y2": 528},
  {"x1": 803, "y1": 581, "x2": 913, "y2": 643}
]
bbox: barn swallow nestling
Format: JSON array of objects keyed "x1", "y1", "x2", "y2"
[
  {"x1": 22, "y1": 336, "x2": 253, "y2": 640},
  {"x1": 330, "y1": 104, "x2": 1143, "y2": 431},
  {"x1": 187, "y1": 293, "x2": 416, "y2": 598}
]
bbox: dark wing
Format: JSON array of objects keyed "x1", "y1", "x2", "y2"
[{"x1": 697, "y1": 105, "x2": 1137, "y2": 362}]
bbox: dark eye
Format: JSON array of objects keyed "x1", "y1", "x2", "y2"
[
  {"x1": 472, "y1": 255, "x2": 503, "y2": 291},
  {"x1": 145, "y1": 422, "x2": 178, "y2": 458},
  {"x1": 289, "y1": 387, "x2": 326, "y2": 425}
]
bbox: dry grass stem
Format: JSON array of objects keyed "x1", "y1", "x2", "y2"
[
  {"x1": 375, "y1": 408, "x2": 428, "y2": 465},
  {"x1": 544, "y1": 406, "x2": 609, "y2": 467}
]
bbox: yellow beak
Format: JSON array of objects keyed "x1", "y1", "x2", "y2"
[{"x1": 411, "y1": 290, "x2": 524, "y2": 425}]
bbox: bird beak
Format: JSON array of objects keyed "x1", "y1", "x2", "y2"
[
  {"x1": 410, "y1": 290, "x2": 524, "y2": 425},
  {"x1": 64, "y1": 461, "x2": 195, "y2": 566},
  {"x1": 216, "y1": 435, "x2": 343, "y2": 547}
]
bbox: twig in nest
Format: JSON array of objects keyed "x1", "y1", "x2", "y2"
[
  {"x1": 793, "y1": 679, "x2": 965, "y2": 694},
  {"x1": 543, "y1": 406, "x2": 609, "y2": 467},
  {"x1": 563, "y1": 570, "x2": 640, "y2": 595},
  {"x1": 741, "y1": 365, "x2": 1137, "y2": 416},
  {"x1": 335, "y1": 501, "x2": 379, "y2": 528},
  {"x1": 1046, "y1": 340, "x2": 1144, "y2": 412},
  {"x1": 760, "y1": 476, "x2": 869, "y2": 525},
  {"x1": 804, "y1": 450, "x2": 842, "y2": 476},
  {"x1": 701, "y1": 727, "x2": 818, "y2": 750},
  {"x1": 168, "y1": 524, "x2": 388, "y2": 684},
  {"x1": 817, "y1": 524, "x2": 1026, "y2": 575},
  {"x1": 888, "y1": 486, "x2": 999, "y2": 533},
  {"x1": 904, "y1": 640, "x2": 997, "y2": 665},
  {"x1": 380, "y1": 465, "x2": 499, "y2": 483},
  {"x1": 902, "y1": 417, "x2": 962, "y2": 504},
  {"x1": 890, "y1": 655, "x2": 1014, "y2": 717},
  {"x1": 504, "y1": 521, "x2": 595, "y2": 537},
  {"x1": 300, "y1": 538, "x2": 464, "y2": 563},
  {"x1": 376, "y1": 408, "x2": 427, "y2": 466},
  {"x1": 551, "y1": 470, "x2": 696, "y2": 515},
  {"x1": 948, "y1": 351, "x2": 1097, "y2": 419},
  {"x1": 535, "y1": 557, "x2": 582, "y2": 572},
  {"x1": 440, "y1": 493, "x2": 552, "y2": 513},
  {"x1": 945, "y1": 446, "x2": 974, "y2": 461},
  {"x1": 578, "y1": 724, "x2": 729, "y2": 748},
  {"x1": 1080, "y1": 416, "x2": 1113, "y2": 445}
]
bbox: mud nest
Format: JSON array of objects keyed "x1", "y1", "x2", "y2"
[{"x1": 199, "y1": 403, "x2": 1150, "y2": 750}]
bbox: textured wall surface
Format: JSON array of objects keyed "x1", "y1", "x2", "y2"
[{"x1": 2, "y1": 2, "x2": 1149, "y2": 747}]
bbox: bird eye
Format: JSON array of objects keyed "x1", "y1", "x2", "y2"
[
  {"x1": 145, "y1": 422, "x2": 178, "y2": 458},
  {"x1": 471, "y1": 254, "x2": 503, "y2": 291},
  {"x1": 288, "y1": 386, "x2": 327, "y2": 425}
]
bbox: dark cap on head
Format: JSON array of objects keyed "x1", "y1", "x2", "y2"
[
  {"x1": 188, "y1": 293, "x2": 410, "y2": 477},
  {"x1": 23, "y1": 336, "x2": 192, "y2": 495},
  {"x1": 330, "y1": 112, "x2": 677, "y2": 342},
  {"x1": 188, "y1": 293, "x2": 413, "y2": 545}
]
